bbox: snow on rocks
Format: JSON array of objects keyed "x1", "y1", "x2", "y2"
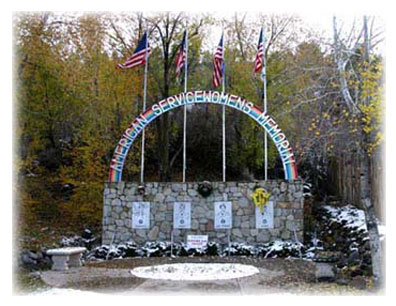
[
  {"x1": 130, "y1": 263, "x2": 260, "y2": 281},
  {"x1": 60, "y1": 229, "x2": 97, "y2": 250},
  {"x1": 85, "y1": 240, "x2": 307, "y2": 261},
  {"x1": 323, "y1": 204, "x2": 367, "y2": 232},
  {"x1": 309, "y1": 204, "x2": 375, "y2": 280}
]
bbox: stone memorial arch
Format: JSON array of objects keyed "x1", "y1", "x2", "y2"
[{"x1": 103, "y1": 91, "x2": 303, "y2": 245}]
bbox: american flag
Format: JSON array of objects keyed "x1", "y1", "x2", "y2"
[
  {"x1": 253, "y1": 28, "x2": 264, "y2": 73},
  {"x1": 118, "y1": 31, "x2": 151, "y2": 69},
  {"x1": 175, "y1": 30, "x2": 187, "y2": 79},
  {"x1": 212, "y1": 34, "x2": 225, "y2": 88}
]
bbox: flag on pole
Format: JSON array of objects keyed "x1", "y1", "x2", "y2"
[
  {"x1": 212, "y1": 34, "x2": 225, "y2": 88},
  {"x1": 118, "y1": 31, "x2": 151, "y2": 69},
  {"x1": 175, "y1": 30, "x2": 187, "y2": 80},
  {"x1": 253, "y1": 28, "x2": 264, "y2": 74}
]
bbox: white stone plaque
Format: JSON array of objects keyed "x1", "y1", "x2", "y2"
[
  {"x1": 132, "y1": 202, "x2": 150, "y2": 229},
  {"x1": 255, "y1": 201, "x2": 274, "y2": 229},
  {"x1": 214, "y1": 201, "x2": 232, "y2": 229},
  {"x1": 173, "y1": 202, "x2": 191, "y2": 229},
  {"x1": 186, "y1": 235, "x2": 208, "y2": 250}
]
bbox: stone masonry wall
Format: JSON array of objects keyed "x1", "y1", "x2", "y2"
[{"x1": 102, "y1": 180, "x2": 304, "y2": 245}]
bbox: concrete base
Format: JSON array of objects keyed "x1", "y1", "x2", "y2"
[{"x1": 51, "y1": 255, "x2": 70, "y2": 271}]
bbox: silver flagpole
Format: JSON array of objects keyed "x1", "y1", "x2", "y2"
[
  {"x1": 182, "y1": 24, "x2": 188, "y2": 183},
  {"x1": 222, "y1": 31, "x2": 226, "y2": 183},
  {"x1": 262, "y1": 27, "x2": 268, "y2": 181},
  {"x1": 140, "y1": 26, "x2": 149, "y2": 183}
]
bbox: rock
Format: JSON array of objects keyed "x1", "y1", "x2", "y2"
[
  {"x1": 191, "y1": 219, "x2": 199, "y2": 230},
  {"x1": 315, "y1": 262, "x2": 335, "y2": 282},
  {"x1": 250, "y1": 229, "x2": 259, "y2": 236},
  {"x1": 21, "y1": 251, "x2": 36, "y2": 265},
  {"x1": 206, "y1": 220, "x2": 214, "y2": 231},
  {"x1": 272, "y1": 188, "x2": 280, "y2": 195},
  {"x1": 336, "y1": 278, "x2": 348, "y2": 286},
  {"x1": 27, "y1": 250, "x2": 40, "y2": 260},
  {"x1": 82, "y1": 229, "x2": 93, "y2": 239},
  {"x1": 256, "y1": 231, "x2": 270, "y2": 243},
  {"x1": 135, "y1": 230, "x2": 147, "y2": 238},
  {"x1": 194, "y1": 206, "x2": 206, "y2": 215},
  {"x1": 147, "y1": 226, "x2": 159, "y2": 240},
  {"x1": 349, "y1": 276, "x2": 367, "y2": 290},
  {"x1": 278, "y1": 202, "x2": 291, "y2": 209},
  {"x1": 236, "y1": 209, "x2": 244, "y2": 216},
  {"x1": 20, "y1": 250, "x2": 51, "y2": 270},
  {"x1": 163, "y1": 188, "x2": 172, "y2": 196},
  {"x1": 206, "y1": 242, "x2": 219, "y2": 256},
  {"x1": 347, "y1": 250, "x2": 360, "y2": 264},
  {"x1": 281, "y1": 230, "x2": 290, "y2": 239},
  {"x1": 165, "y1": 195, "x2": 176, "y2": 202},
  {"x1": 154, "y1": 193, "x2": 165, "y2": 202},
  {"x1": 232, "y1": 229, "x2": 243, "y2": 238},
  {"x1": 159, "y1": 222, "x2": 171, "y2": 233},
  {"x1": 187, "y1": 189, "x2": 198, "y2": 196},
  {"x1": 111, "y1": 199, "x2": 122, "y2": 206},
  {"x1": 172, "y1": 184, "x2": 183, "y2": 192},
  {"x1": 115, "y1": 219, "x2": 124, "y2": 227},
  {"x1": 238, "y1": 198, "x2": 249, "y2": 208},
  {"x1": 241, "y1": 221, "x2": 250, "y2": 228},
  {"x1": 29, "y1": 271, "x2": 41, "y2": 278},
  {"x1": 294, "y1": 191, "x2": 303, "y2": 199},
  {"x1": 286, "y1": 220, "x2": 295, "y2": 231}
]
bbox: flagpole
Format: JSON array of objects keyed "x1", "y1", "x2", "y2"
[
  {"x1": 182, "y1": 24, "x2": 188, "y2": 183},
  {"x1": 262, "y1": 27, "x2": 268, "y2": 181},
  {"x1": 140, "y1": 27, "x2": 149, "y2": 183},
  {"x1": 222, "y1": 31, "x2": 226, "y2": 183}
]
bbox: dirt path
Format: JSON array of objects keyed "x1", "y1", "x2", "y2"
[{"x1": 39, "y1": 256, "x2": 375, "y2": 295}]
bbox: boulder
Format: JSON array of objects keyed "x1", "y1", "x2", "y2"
[
  {"x1": 315, "y1": 262, "x2": 335, "y2": 282},
  {"x1": 349, "y1": 276, "x2": 367, "y2": 290}
]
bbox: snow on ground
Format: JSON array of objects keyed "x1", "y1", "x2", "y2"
[
  {"x1": 378, "y1": 224, "x2": 386, "y2": 241},
  {"x1": 130, "y1": 263, "x2": 259, "y2": 281},
  {"x1": 323, "y1": 204, "x2": 385, "y2": 240},
  {"x1": 324, "y1": 204, "x2": 368, "y2": 232},
  {"x1": 29, "y1": 288, "x2": 105, "y2": 296}
]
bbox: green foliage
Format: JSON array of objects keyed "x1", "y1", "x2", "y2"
[{"x1": 14, "y1": 12, "x2": 384, "y2": 229}]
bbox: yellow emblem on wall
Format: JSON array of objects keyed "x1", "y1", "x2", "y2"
[{"x1": 251, "y1": 188, "x2": 271, "y2": 213}]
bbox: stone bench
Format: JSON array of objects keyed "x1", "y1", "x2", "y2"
[{"x1": 46, "y1": 247, "x2": 87, "y2": 271}]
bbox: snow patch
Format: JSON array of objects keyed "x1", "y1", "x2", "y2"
[
  {"x1": 130, "y1": 263, "x2": 259, "y2": 281},
  {"x1": 323, "y1": 204, "x2": 367, "y2": 232},
  {"x1": 29, "y1": 288, "x2": 105, "y2": 296},
  {"x1": 378, "y1": 224, "x2": 386, "y2": 241}
]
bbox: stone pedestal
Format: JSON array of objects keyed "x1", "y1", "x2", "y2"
[
  {"x1": 51, "y1": 255, "x2": 69, "y2": 271},
  {"x1": 69, "y1": 253, "x2": 83, "y2": 268}
]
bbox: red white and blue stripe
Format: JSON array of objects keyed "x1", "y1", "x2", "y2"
[
  {"x1": 108, "y1": 91, "x2": 298, "y2": 182},
  {"x1": 118, "y1": 31, "x2": 151, "y2": 69},
  {"x1": 212, "y1": 34, "x2": 225, "y2": 88},
  {"x1": 254, "y1": 28, "x2": 264, "y2": 73}
]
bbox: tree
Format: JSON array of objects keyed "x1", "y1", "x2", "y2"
[{"x1": 332, "y1": 15, "x2": 384, "y2": 287}]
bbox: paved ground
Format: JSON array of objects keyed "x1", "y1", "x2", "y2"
[{"x1": 39, "y1": 257, "x2": 375, "y2": 295}]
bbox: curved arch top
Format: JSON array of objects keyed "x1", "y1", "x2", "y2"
[{"x1": 108, "y1": 91, "x2": 298, "y2": 182}]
